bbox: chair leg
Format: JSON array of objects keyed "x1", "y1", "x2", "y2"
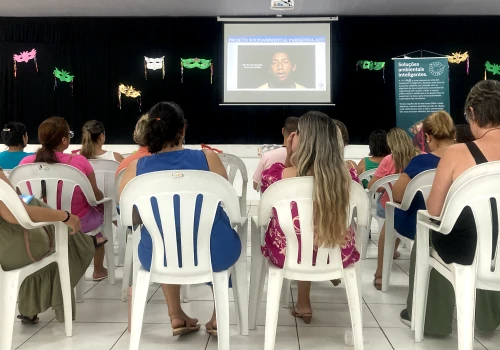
[
  {"x1": 414, "y1": 226, "x2": 431, "y2": 343},
  {"x1": 180, "y1": 285, "x2": 190, "y2": 303},
  {"x1": 232, "y1": 261, "x2": 249, "y2": 335},
  {"x1": 129, "y1": 269, "x2": 151, "y2": 350},
  {"x1": 57, "y1": 261, "x2": 73, "y2": 336},
  {"x1": 75, "y1": 276, "x2": 85, "y2": 303},
  {"x1": 454, "y1": 266, "x2": 477, "y2": 350},
  {"x1": 264, "y1": 265, "x2": 284, "y2": 350},
  {"x1": 121, "y1": 231, "x2": 133, "y2": 302},
  {"x1": 0, "y1": 273, "x2": 19, "y2": 350},
  {"x1": 343, "y1": 267, "x2": 364, "y2": 350},
  {"x1": 382, "y1": 207, "x2": 396, "y2": 292},
  {"x1": 361, "y1": 220, "x2": 371, "y2": 260},
  {"x1": 249, "y1": 218, "x2": 264, "y2": 330},
  {"x1": 213, "y1": 271, "x2": 231, "y2": 350},
  {"x1": 280, "y1": 279, "x2": 291, "y2": 308},
  {"x1": 117, "y1": 223, "x2": 127, "y2": 267},
  {"x1": 103, "y1": 203, "x2": 116, "y2": 285}
]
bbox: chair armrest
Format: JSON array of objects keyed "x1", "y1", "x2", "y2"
[
  {"x1": 416, "y1": 210, "x2": 441, "y2": 232},
  {"x1": 95, "y1": 197, "x2": 113, "y2": 205}
]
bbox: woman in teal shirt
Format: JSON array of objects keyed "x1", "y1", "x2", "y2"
[
  {"x1": 0, "y1": 122, "x2": 33, "y2": 169},
  {"x1": 357, "y1": 129, "x2": 390, "y2": 188}
]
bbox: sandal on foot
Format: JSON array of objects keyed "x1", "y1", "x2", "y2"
[
  {"x1": 92, "y1": 273, "x2": 108, "y2": 282},
  {"x1": 373, "y1": 277, "x2": 382, "y2": 290},
  {"x1": 393, "y1": 251, "x2": 401, "y2": 260},
  {"x1": 17, "y1": 315, "x2": 39, "y2": 324},
  {"x1": 91, "y1": 235, "x2": 108, "y2": 249},
  {"x1": 291, "y1": 307, "x2": 312, "y2": 324},
  {"x1": 170, "y1": 315, "x2": 200, "y2": 336},
  {"x1": 205, "y1": 321, "x2": 218, "y2": 336}
]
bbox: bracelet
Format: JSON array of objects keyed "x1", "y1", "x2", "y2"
[{"x1": 62, "y1": 211, "x2": 71, "y2": 223}]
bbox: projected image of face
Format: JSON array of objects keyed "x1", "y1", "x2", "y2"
[
  {"x1": 271, "y1": 52, "x2": 295, "y2": 82},
  {"x1": 258, "y1": 51, "x2": 306, "y2": 89}
]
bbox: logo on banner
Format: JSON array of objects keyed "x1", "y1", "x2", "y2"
[{"x1": 429, "y1": 61, "x2": 445, "y2": 76}]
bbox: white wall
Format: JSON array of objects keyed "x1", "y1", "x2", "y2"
[{"x1": 15, "y1": 143, "x2": 370, "y2": 202}]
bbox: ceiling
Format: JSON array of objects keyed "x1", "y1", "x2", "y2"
[{"x1": 1, "y1": 0, "x2": 500, "y2": 17}]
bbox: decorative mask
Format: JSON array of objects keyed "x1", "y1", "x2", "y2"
[
  {"x1": 144, "y1": 56, "x2": 165, "y2": 80},
  {"x1": 180, "y1": 58, "x2": 213, "y2": 84},
  {"x1": 118, "y1": 84, "x2": 142, "y2": 111},
  {"x1": 13, "y1": 48, "x2": 38, "y2": 78}
]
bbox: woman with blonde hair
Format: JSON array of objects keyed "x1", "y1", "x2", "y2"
[
  {"x1": 116, "y1": 114, "x2": 151, "y2": 176},
  {"x1": 368, "y1": 127, "x2": 420, "y2": 289},
  {"x1": 373, "y1": 111, "x2": 455, "y2": 290},
  {"x1": 260, "y1": 111, "x2": 359, "y2": 323},
  {"x1": 80, "y1": 120, "x2": 124, "y2": 162}
]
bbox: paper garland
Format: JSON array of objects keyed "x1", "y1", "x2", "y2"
[
  {"x1": 356, "y1": 60, "x2": 385, "y2": 82},
  {"x1": 53, "y1": 67, "x2": 74, "y2": 94},
  {"x1": 447, "y1": 51, "x2": 469, "y2": 75},
  {"x1": 144, "y1": 56, "x2": 165, "y2": 80},
  {"x1": 118, "y1": 84, "x2": 142, "y2": 111},
  {"x1": 180, "y1": 58, "x2": 213, "y2": 84},
  {"x1": 484, "y1": 61, "x2": 500, "y2": 80},
  {"x1": 13, "y1": 48, "x2": 38, "y2": 78}
]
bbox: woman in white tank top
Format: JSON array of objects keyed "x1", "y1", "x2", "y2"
[{"x1": 80, "y1": 120, "x2": 124, "y2": 163}]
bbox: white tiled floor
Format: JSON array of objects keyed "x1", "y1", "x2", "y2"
[{"x1": 12, "y1": 205, "x2": 498, "y2": 349}]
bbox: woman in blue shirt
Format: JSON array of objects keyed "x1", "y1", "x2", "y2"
[
  {"x1": 0, "y1": 122, "x2": 33, "y2": 169},
  {"x1": 118, "y1": 102, "x2": 241, "y2": 337}
]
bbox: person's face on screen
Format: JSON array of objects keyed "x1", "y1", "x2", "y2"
[{"x1": 270, "y1": 53, "x2": 295, "y2": 82}]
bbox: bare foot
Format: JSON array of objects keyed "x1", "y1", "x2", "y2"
[
  {"x1": 205, "y1": 308, "x2": 217, "y2": 335},
  {"x1": 393, "y1": 251, "x2": 401, "y2": 259},
  {"x1": 95, "y1": 236, "x2": 107, "y2": 245},
  {"x1": 293, "y1": 303, "x2": 313, "y2": 315}
]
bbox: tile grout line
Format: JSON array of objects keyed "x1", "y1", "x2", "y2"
[
  {"x1": 289, "y1": 283, "x2": 301, "y2": 350},
  {"x1": 364, "y1": 300, "x2": 396, "y2": 350},
  {"x1": 109, "y1": 328, "x2": 128, "y2": 350},
  {"x1": 15, "y1": 318, "x2": 55, "y2": 349}
]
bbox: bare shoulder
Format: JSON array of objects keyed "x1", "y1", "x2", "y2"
[
  {"x1": 442, "y1": 143, "x2": 470, "y2": 159},
  {"x1": 282, "y1": 167, "x2": 297, "y2": 179}
]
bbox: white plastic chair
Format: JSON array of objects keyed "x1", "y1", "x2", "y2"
[
  {"x1": 217, "y1": 153, "x2": 249, "y2": 335},
  {"x1": 271, "y1": 177, "x2": 371, "y2": 311},
  {"x1": 0, "y1": 180, "x2": 72, "y2": 350},
  {"x1": 364, "y1": 174, "x2": 400, "y2": 259},
  {"x1": 413, "y1": 162, "x2": 500, "y2": 350},
  {"x1": 358, "y1": 169, "x2": 376, "y2": 187},
  {"x1": 9, "y1": 163, "x2": 116, "y2": 302},
  {"x1": 120, "y1": 170, "x2": 247, "y2": 350},
  {"x1": 88, "y1": 159, "x2": 125, "y2": 266},
  {"x1": 382, "y1": 170, "x2": 435, "y2": 292},
  {"x1": 257, "y1": 177, "x2": 364, "y2": 349}
]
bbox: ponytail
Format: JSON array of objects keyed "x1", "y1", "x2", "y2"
[
  {"x1": 80, "y1": 129, "x2": 96, "y2": 159},
  {"x1": 34, "y1": 146, "x2": 58, "y2": 164}
]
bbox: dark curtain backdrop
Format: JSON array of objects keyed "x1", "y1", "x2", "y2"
[{"x1": 0, "y1": 16, "x2": 494, "y2": 145}]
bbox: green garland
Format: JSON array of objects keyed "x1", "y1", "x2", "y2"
[{"x1": 357, "y1": 60, "x2": 385, "y2": 71}]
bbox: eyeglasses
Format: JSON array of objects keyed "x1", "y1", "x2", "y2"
[{"x1": 69, "y1": 131, "x2": 74, "y2": 139}]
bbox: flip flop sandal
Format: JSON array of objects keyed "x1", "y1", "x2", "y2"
[
  {"x1": 170, "y1": 316, "x2": 200, "y2": 336},
  {"x1": 91, "y1": 236, "x2": 109, "y2": 249},
  {"x1": 17, "y1": 315, "x2": 39, "y2": 324},
  {"x1": 205, "y1": 321, "x2": 218, "y2": 336},
  {"x1": 290, "y1": 307, "x2": 312, "y2": 324},
  {"x1": 93, "y1": 274, "x2": 108, "y2": 282},
  {"x1": 331, "y1": 279, "x2": 342, "y2": 286},
  {"x1": 373, "y1": 277, "x2": 382, "y2": 291}
]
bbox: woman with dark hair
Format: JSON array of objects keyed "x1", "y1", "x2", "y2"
[
  {"x1": 118, "y1": 102, "x2": 241, "y2": 337},
  {"x1": 399, "y1": 80, "x2": 500, "y2": 335},
  {"x1": 80, "y1": 120, "x2": 124, "y2": 162},
  {"x1": 455, "y1": 123, "x2": 475, "y2": 143},
  {"x1": 20, "y1": 117, "x2": 109, "y2": 281},
  {"x1": 357, "y1": 129, "x2": 391, "y2": 181},
  {"x1": 0, "y1": 121, "x2": 33, "y2": 169}
]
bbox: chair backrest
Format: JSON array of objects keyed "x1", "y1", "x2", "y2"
[
  {"x1": 358, "y1": 169, "x2": 376, "y2": 184},
  {"x1": 119, "y1": 170, "x2": 241, "y2": 282},
  {"x1": 258, "y1": 177, "x2": 360, "y2": 280},
  {"x1": 0, "y1": 179, "x2": 48, "y2": 230},
  {"x1": 432, "y1": 163, "x2": 500, "y2": 290},
  {"x1": 9, "y1": 163, "x2": 98, "y2": 211},
  {"x1": 398, "y1": 169, "x2": 436, "y2": 211},
  {"x1": 367, "y1": 174, "x2": 400, "y2": 208},
  {"x1": 115, "y1": 168, "x2": 126, "y2": 203},
  {"x1": 350, "y1": 180, "x2": 371, "y2": 234},
  {"x1": 217, "y1": 153, "x2": 247, "y2": 217},
  {"x1": 89, "y1": 159, "x2": 119, "y2": 209},
  {"x1": 2, "y1": 169, "x2": 12, "y2": 177}
]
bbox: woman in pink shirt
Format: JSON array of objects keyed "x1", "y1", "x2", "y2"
[
  {"x1": 20, "y1": 117, "x2": 108, "y2": 281},
  {"x1": 367, "y1": 127, "x2": 419, "y2": 289}
]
